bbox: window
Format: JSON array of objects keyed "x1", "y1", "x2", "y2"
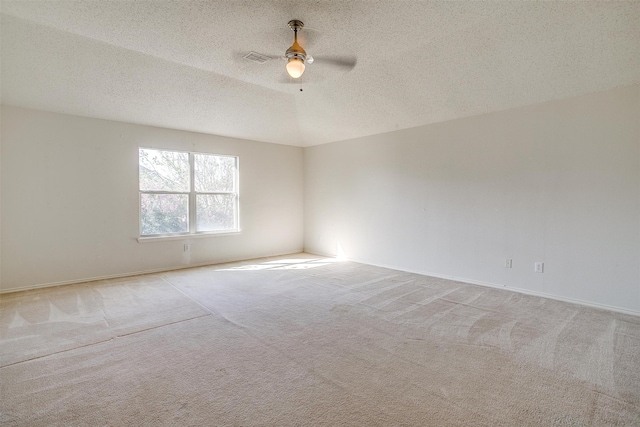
[{"x1": 139, "y1": 148, "x2": 239, "y2": 237}]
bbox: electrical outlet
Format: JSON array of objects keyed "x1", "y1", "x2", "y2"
[
  {"x1": 183, "y1": 244, "x2": 190, "y2": 252},
  {"x1": 505, "y1": 259, "x2": 512, "y2": 268},
  {"x1": 534, "y1": 262, "x2": 544, "y2": 273}
]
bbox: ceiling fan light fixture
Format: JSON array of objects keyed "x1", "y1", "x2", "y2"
[{"x1": 286, "y1": 57, "x2": 305, "y2": 78}]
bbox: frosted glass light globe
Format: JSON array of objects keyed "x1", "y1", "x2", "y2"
[{"x1": 286, "y1": 58, "x2": 305, "y2": 78}]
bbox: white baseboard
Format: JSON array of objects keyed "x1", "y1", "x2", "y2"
[
  {"x1": 0, "y1": 249, "x2": 304, "y2": 295},
  {"x1": 303, "y1": 250, "x2": 640, "y2": 318},
  {"x1": 5, "y1": 248, "x2": 639, "y2": 318}
]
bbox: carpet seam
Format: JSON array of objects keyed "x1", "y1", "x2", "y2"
[
  {"x1": 158, "y1": 276, "x2": 255, "y2": 332},
  {"x1": 158, "y1": 276, "x2": 218, "y2": 316},
  {"x1": 0, "y1": 337, "x2": 116, "y2": 369},
  {"x1": 0, "y1": 313, "x2": 212, "y2": 369}
]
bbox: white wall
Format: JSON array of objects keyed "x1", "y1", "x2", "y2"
[
  {"x1": 305, "y1": 85, "x2": 640, "y2": 314},
  {"x1": 0, "y1": 107, "x2": 3, "y2": 289},
  {"x1": 1, "y1": 106, "x2": 304, "y2": 292},
  {"x1": 3, "y1": 86, "x2": 639, "y2": 314}
]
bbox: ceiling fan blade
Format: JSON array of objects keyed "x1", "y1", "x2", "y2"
[{"x1": 310, "y1": 56, "x2": 357, "y2": 71}]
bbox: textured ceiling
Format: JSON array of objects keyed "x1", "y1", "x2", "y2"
[{"x1": 1, "y1": 1, "x2": 639, "y2": 147}]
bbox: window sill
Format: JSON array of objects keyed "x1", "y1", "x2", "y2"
[{"x1": 137, "y1": 230, "x2": 242, "y2": 243}]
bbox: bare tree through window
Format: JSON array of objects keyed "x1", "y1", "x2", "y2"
[{"x1": 139, "y1": 149, "x2": 238, "y2": 236}]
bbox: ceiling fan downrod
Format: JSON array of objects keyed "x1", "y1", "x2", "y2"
[
  {"x1": 286, "y1": 20, "x2": 307, "y2": 62},
  {"x1": 285, "y1": 20, "x2": 307, "y2": 78}
]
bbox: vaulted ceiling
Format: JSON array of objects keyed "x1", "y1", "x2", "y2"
[{"x1": 1, "y1": 1, "x2": 639, "y2": 146}]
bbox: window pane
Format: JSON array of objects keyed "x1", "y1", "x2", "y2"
[
  {"x1": 139, "y1": 149, "x2": 190, "y2": 192},
  {"x1": 194, "y1": 154, "x2": 236, "y2": 192},
  {"x1": 196, "y1": 194, "x2": 236, "y2": 232},
  {"x1": 140, "y1": 193, "x2": 188, "y2": 235}
]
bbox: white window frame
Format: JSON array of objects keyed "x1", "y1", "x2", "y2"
[{"x1": 138, "y1": 148, "x2": 240, "y2": 240}]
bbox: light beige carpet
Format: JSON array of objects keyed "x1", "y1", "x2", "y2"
[{"x1": 1, "y1": 254, "x2": 639, "y2": 426}]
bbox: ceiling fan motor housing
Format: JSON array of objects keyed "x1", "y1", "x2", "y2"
[{"x1": 285, "y1": 20, "x2": 307, "y2": 63}]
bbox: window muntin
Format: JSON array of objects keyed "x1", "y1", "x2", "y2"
[{"x1": 139, "y1": 148, "x2": 239, "y2": 237}]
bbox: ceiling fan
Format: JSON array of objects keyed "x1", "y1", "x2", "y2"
[
  {"x1": 283, "y1": 20, "x2": 310, "y2": 78},
  {"x1": 243, "y1": 20, "x2": 357, "y2": 82}
]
